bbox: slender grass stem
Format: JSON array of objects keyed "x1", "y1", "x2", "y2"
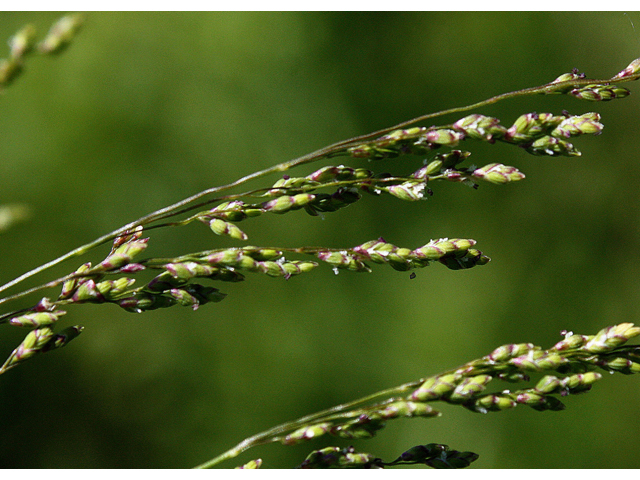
[{"x1": 193, "y1": 379, "x2": 423, "y2": 469}]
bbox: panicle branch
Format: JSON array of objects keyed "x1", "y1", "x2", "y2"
[{"x1": 196, "y1": 323, "x2": 640, "y2": 468}]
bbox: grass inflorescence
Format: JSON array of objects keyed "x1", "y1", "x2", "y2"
[{"x1": 2, "y1": 15, "x2": 640, "y2": 468}]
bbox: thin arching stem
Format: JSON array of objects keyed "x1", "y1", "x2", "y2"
[{"x1": 193, "y1": 378, "x2": 424, "y2": 469}]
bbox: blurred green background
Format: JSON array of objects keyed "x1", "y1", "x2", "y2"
[{"x1": 1, "y1": 11, "x2": 640, "y2": 468}]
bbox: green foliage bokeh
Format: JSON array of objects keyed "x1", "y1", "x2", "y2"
[{"x1": 1, "y1": 11, "x2": 639, "y2": 468}]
